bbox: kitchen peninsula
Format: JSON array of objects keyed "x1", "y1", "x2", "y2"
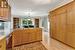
[{"x1": 12, "y1": 28, "x2": 42, "y2": 47}]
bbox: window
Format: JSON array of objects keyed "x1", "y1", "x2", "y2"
[{"x1": 22, "y1": 18, "x2": 34, "y2": 28}]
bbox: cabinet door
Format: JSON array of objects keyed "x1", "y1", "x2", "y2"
[
  {"x1": 36, "y1": 29, "x2": 42, "y2": 41},
  {"x1": 29, "y1": 29, "x2": 36, "y2": 42},
  {"x1": 12, "y1": 30, "x2": 22, "y2": 46},
  {"x1": 66, "y1": 3, "x2": 75, "y2": 47},
  {"x1": 54, "y1": 15, "x2": 60, "y2": 40},
  {"x1": 0, "y1": 7, "x2": 10, "y2": 20},
  {"x1": 50, "y1": 16, "x2": 57, "y2": 39},
  {"x1": 22, "y1": 30, "x2": 29, "y2": 44},
  {"x1": 0, "y1": 38, "x2": 6, "y2": 50},
  {"x1": 50, "y1": 13, "x2": 66, "y2": 42},
  {"x1": 56, "y1": 13, "x2": 66, "y2": 42}
]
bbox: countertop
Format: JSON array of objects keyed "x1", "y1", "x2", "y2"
[{"x1": 0, "y1": 35, "x2": 6, "y2": 41}]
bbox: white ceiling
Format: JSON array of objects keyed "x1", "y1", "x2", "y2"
[{"x1": 8, "y1": 0, "x2": 73, "y2": 17}]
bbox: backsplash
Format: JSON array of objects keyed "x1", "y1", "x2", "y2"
[
  {"x1": 0, "y1": 21, "x2": 11, "y2": 37},
  {"x1": 0, "y1": 30, "x2": 4, "y2": 35},
  {"x1": 0, "y1": 22, "x2": 4, "y2": 36}
]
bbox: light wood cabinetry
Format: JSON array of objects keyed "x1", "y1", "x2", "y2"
[
  {"x1": 0, "y1": 38, "x2": 6, "y2": 50},
  {"x1": 66, "y1": 1, "x2": 75, "y2": 47},
  {"x1": 0, "y1": 7, "x2": 11, "y2": 19},
  {"x1": 0, "y1": 0, "x2": 11, "y2": 21},
  {"x1": 49, "y1": 1, "x2": 75, "y2": 48},
  {"x1": 12, "y1": 28, "x2": 42, "y2": 47}
]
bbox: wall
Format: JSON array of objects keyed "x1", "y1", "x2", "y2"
[
  {"x1": 40, "y1": 16, "x2": 50, "y2": 49},
  {"x1": 40, "y1": 16, "x2": 49, "y2": 32}
]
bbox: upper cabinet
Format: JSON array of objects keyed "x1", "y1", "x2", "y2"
[{"x1": 0, "y1": 0, "x2": 11, "y2": 21}]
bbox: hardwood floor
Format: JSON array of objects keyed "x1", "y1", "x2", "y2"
[
  {"x1": 8, "y1": 42, "x2": 47, "y2": 50},
  {"x1": 7, "y1": 31, "x2": 75, "y2": 50},
  {"x1": 42, "y1": 31, "x2": 75, "y2": 50},
  {"x1": 50, "y1": 38, "x2": 75, "y2": 50},
  {"x1": 8, "y1": 38, "x2": 75, "y2": 50}
]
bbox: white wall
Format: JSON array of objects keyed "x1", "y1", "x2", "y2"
[
  {"x1": 40, "y1": 16, "x2": 49, "y2": 32},
  {"x1": 40, "y1": 16, "x2": 50, "y2": 49},
  {"x1": 4, "y1": 22, "x2": 11, "y2": 36}
]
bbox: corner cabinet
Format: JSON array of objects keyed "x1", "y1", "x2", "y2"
[
  {"x1": 49, "y1": 1, "x2": 75, "y2": 48},
  {"x1": 0, "y1": 6, "x2": 11, "y2": 21}
]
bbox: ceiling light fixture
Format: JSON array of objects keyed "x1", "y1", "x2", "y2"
[
  {"x1": 31, "y1": 0, "x2": 51, "y2": 5},
  {"x1": 24, "y1": 9, "x2": 36, "y2": 16}
]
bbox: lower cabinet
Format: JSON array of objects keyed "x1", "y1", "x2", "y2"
[
  {"x1": 12, "y1": 28, "x2": 42, "y2": 47},
  {"x1": 0, "y1": 38, "x2": 6, "y2": 50}
]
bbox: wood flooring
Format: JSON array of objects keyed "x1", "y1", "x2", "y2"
[{"x1": 7, "y1": 42, "x2": 47, "y2": 50}]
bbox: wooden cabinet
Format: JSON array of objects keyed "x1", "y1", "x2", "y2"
[
  {"x1": 50, "y1": 13, "x2": 66, "y2": 42},
  {"x1": 66, "y1": 1, "x2": 75, "y2": 47},
  {"x1": 0, "y1": 7, "x2": 11, "y2": 19},
  {"x1": 57, "y1": 13, "x2": 66, "y2": 42},
  {"x1": 0, "y1": 38, "x2": 6, "y2": 50},
  {"x1": 12, "y1": 28, "x2": 42, "y2": 47},
  {"x1": 49, "y1": 1, "x2": 75, "y2": 48},
  {"x1": 0, "y1": 0, "x2": 11, "y2": 21},
  {"x1": 22, "y1": 29, "x2": 29, "y2": 44},
  {"x1": 50, "y1": 15, "x2": 57, "y2": 39}
]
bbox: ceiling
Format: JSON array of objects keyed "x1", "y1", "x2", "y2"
[{"x1": 8, "y1": 0, "x2": 73, "y2": 17}]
